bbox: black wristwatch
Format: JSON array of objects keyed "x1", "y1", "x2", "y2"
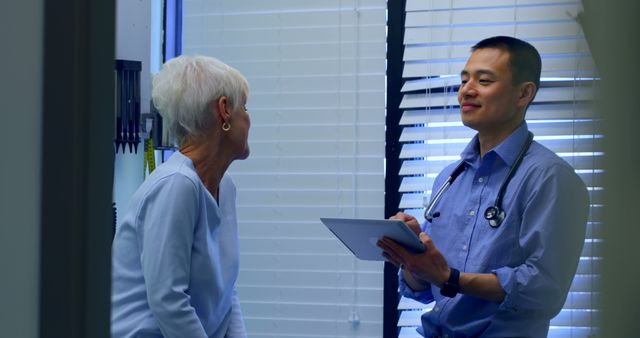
[{"x1": 440, "y1": 268, "x2": 461, "y2": 298}]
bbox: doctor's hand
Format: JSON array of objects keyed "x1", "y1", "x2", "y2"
[
  {"x1": 390, "y1": 211, "x2": 421, "y2": 236},
  {"x1": 377, "y1": 232, "x2": 451, "y2": 288}
]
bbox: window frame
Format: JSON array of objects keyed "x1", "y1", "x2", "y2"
[
  {"x1": 383, "y1": 1, "x2": 600, "y2": 337},
  {"x1": 384, "y1": 1, "x2": 407, "y2": 338}
]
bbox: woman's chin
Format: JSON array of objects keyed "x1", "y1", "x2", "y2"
[{"x1": 237, "y1": 147, "x2": 250, "y2": 160}]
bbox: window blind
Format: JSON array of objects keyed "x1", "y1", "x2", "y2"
[
  {"x1": 182, "y1": 1, "x2": 387, "y2": 337},
  {"x1": 395, "y1": 1, "x2": 601, "y2": 337}
]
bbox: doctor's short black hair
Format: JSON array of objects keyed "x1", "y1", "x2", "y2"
[{"x1": 472, "y1": 36, "x2": 542, "y2": 90}]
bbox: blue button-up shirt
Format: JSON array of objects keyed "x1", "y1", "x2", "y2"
[{"x1": 400, "y1": 122, "x2": 589, "y2": 338}]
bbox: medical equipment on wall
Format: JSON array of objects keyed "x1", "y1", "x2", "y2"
[
  {"x1": 115, "y1": 60, "x2": 172, "y2": 172},
  {"x1": 115, "y1": 59, "x2": 142, "y2": 154},
  {"x1": 424, "y1": 132, "x2": 534, "y2": 228}
]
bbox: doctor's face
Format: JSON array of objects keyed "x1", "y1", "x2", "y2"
[{"x1": 457, "y1": 48, "x2": 524, "y2": 135}]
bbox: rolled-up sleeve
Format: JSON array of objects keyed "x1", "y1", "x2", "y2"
[{"x1": 493, "y1": 163, "x2": 589, "y2": 314}]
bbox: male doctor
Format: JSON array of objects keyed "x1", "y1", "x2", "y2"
[{"x1": 378, "y1": 36, "x2": 589, "y2": 337}]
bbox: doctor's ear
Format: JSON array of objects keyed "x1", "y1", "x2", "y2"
[{"x1": 517, "y1": 82, "x2": 537, "y2": 107}]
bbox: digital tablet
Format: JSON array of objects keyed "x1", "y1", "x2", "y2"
[{"x1": 320, "y1": 217, "x2": 425, "y2": 261}]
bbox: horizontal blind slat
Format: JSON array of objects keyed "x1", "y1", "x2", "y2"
[
  {"x1": 238, "y1": 285, "x2": 382, "y2": 304},
  {"x1": 239, "y1": 318, "x2": 382, "y2": 337},
  {"x1": 400, "y1": 137, "x2": 603, "y2": 159},
  {"x1": 398, "y1": 308, "x2": 598, "y2": 328},
  {"x1": 237, "y1": 190, "x2": 383, "y2": 207},
  {"x1": 405, "y1": 0, "x2": 579, "y2": 11},
  {"x1": 400, "y1": 86, "x2": 595, "y2": 109},
  {"x1": 404, "y1": 21, "x2": 582, "y2": 45},
  {"x1": 236, "y1": 205, "x2": 383, "y2": 222},
  {"x1": 403, "y1": 56, "x2": 597, "y2": 78},
  {"x1": 403, "y1": 38, "x2": 591, "y2": 61},
  {"x1": 399, "y1": 103, "x2": 596, "y2": 125},
  {"x1": 249, "y1": 107, "x2": 385, "y2": 125},
  {"x1": 398, "y1": 188, "x2": 603, "y2": 211},
  {"x1": 185, "y1": 0, "x2": 387, "y2": 13},
  {"x1": 398, "y1": 155, "x2": 604, "y2": 171},
  {"x1": 185, "y1": 25, "x2": 385, "y2": 47},
  {"x1": 400, "y1": 119, "x2": 601, "y2": 143},
  {"x1": 184, "y1": 7, "x2": 386, "y2": 29},
  {"x1": 237, "y1": 269, "x2": 382, "y2": 289},
  {"x1": 405, "y1": 4, "x2": 582, "y2": 27},
  {"x1": 231, "y1": 173, "x2": 383, "y2": 191}
]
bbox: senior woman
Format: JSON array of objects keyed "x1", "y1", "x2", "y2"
[{"x1": 111, "y1": 55, "x2": 250, "y2": 338}]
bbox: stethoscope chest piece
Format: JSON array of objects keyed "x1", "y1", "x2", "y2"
[{"x1": 484, "y1": 205, "x2": 505, "y2": 228}]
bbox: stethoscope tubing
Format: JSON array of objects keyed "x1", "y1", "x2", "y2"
[{"x1": 423, "y1": 132, "x2": 534, "y2": 227}]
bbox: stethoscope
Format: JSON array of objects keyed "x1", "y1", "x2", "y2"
[{"x1": 424, "y1": 132, "x2": 534, "y2": 228}]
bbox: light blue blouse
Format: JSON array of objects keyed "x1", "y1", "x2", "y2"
[
  {"x1": 111, "y1": 151, "x2": 246, "y2": 338},
  {"x1": 400, "y1": 122, "x2": 589, "y2": 338}
]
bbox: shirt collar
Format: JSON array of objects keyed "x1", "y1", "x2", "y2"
[{"x1": 460, "y1": 122, "x2": 530, "y2": 167}]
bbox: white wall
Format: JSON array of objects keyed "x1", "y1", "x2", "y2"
[
  {"x1": 113, "y1": 0, "x2": 153, "y2": 212},
  {"x1": 0, "y1": 1, "x2": 43, "y2": 337}
]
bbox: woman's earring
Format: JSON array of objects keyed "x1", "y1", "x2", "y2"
[{"x1": 222, "y1": 122, "x2": 231, "y2": 131}]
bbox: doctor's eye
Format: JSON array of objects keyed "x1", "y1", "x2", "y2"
[{"x1": 479, "y1": 78, "x2": 494, "y2": 85}]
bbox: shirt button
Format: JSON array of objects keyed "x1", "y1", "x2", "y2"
[
  {"x1": 462, "y1": 244, "x2": 468, "y2": 251},
  {"x1": 433, "y1": 306, "x2": 440, "y2": 312},
  {"x1": 478, "y1": 177, "x2": 484, "y2": 183},
  {"x1": 469, "y1": 210, "x2": 475, "y2": 216}
]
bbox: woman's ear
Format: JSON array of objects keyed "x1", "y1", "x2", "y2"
[
  {"x1": 517, "y1": 82, "x2": 537, "y2": 108},
  {"x1": 214, "y1": 96, "x2": 232, "y2": 123}
]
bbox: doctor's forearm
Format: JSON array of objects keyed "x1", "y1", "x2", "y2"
[{"x1": 459, "y1": 272, "x2": 506, "y2": 303}]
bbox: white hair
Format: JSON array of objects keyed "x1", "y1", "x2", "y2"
[{"x1": 151, "y1": 55, "x2": 249, "y2": 146}]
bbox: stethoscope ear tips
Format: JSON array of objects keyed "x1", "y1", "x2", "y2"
[{"x1": 484, "y1": 205, "x2": 505, "y2": 228}]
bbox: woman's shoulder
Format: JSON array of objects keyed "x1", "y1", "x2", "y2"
[
  {"x1": 150, "y1": 151, "x2": 200, "y2": 183},
  {"x1": 136, "y1": 156, "x2": 202, "y2": 203}
]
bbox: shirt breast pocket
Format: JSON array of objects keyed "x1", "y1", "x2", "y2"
[
  {"x1": 473, "y1": 215, "x2": 523, "y2": 271},
  {"x1": 427, "y1": 209, "x2": 467, "y2": 256}
]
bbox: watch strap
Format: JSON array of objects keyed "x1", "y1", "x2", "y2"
[{"x1": 440, "y1": 267, "x2": 461, "y2": 298}]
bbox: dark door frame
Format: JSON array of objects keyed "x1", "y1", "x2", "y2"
[
  {"x1": 39, "y1": 0, "x2": 115, "y2": 337},
  {"x1": 384, "y1": 1, "x2": 406, "y2": 338}
]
